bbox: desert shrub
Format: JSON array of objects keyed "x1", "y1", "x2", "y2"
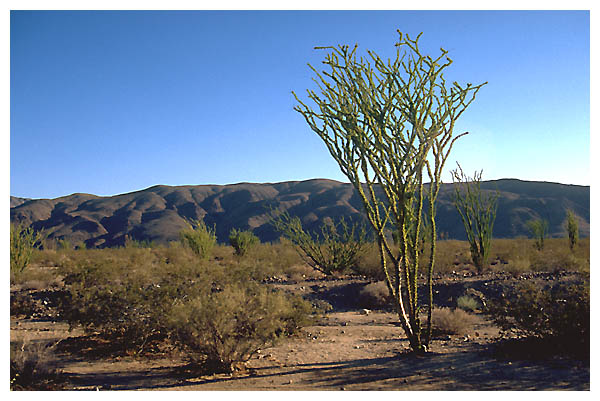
[
  {"x1": 56, "y1": 247, "x2": 315, "y2": 366},
  {"x1": 565, "y1": 209, "x2": 579, "y2": 251},
  {"x1": 502, "y1": 256, "x2": 531, "y2": 277},
  {"x1": 57, "y1": 238, "x2": 73, "y2": 251},
  {"x1": 30, "y1": 248, "x2": 71, "y2": 270},
  {"x1": 358, "y1": 281, "x2": 392, "y2": 309},
  {"x1": 166, "y1": 281, "x2": 314, "y2": 373},
  {"x1": 59, "y1": 254, "x2": 163, "y2": 347},
  {"x1": 526, "y1": 218, "x2": 548, "y2": 251},
  {"x1": 451, "y1": 164, "x2": 499, "y2": 274},
  {"x1": 10, "y1": 292, "x2": 39, "y2": 318},
  {"x1": 10, "y1": 223, "x2": 46, "y2": 282},
  {"x1": 456, "y1": 295, "x2": 480, "y2": 312},
  {"x1": 179, "y1": 219, "x2": 217, "y2": 260},
  {"x1": 489, "y1": 237, "x2": 589, "y2": 274},
  {"x1": 272, "y1": 212, "x2": 370, "y2": 275},
  {"x1": 285, "y1": 263, "x2": 324, "y2": 283},
  {"x1": 124, "y1": 235, "x2": 157, "y2": 249},
  {"x1": 229, "y1": 228, "x2": 260, "y2": 256},
  {"x1": 10, "y1": 339, "x2": 64, "y2": 390},
  {"x1": 430, "y1": 240, "x2": 472, "y2": 274},
  {"x1": 253, "y1": 240, "x2": 305, "y2": 271},
  {"x1": 430, "y1": 307, "x2": 477, "y2": 336},
  {"x1": 528, "y1": 248, "x2": 587, "y2": 273},
  {"x1": 57, "y1": 256, "x2": 205, "y2": 352},
  {"x1": 352, "y1": 244, "x2": 387, "y2": 280},
  {"x1": 487, "y1": 280, "x2": 589, "y2": 357}
]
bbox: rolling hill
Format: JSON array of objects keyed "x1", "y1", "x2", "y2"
[{"x1": 10, "y1": 178, "x2": 590, "y2": 248}]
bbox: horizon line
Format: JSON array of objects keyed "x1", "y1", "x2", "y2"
[{"x1": 10, "y1": 177, "x2": 590, "y2": 201}]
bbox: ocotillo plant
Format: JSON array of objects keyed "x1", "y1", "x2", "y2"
[
  {"x1": 179, "y1": 219, "x2": 217, "y2": 260},
  {"x1": 565, "y1": 209, "x2": 579, "y2": 251},
  {"x1": 293, "y1": 30, "x2": 486, "y2": 353},
  {"x1": 10, "y1": 223, "x2": 46, "y2": 281},
  {"x1": 229, "y1": 228, "x2": 260, "y2": 256},
  {"x1": 271, "y1": 211, "x2": 369, "y2": 275},
  {"x1": 527, "y1": 218, "x2": 549, "y2": 251},
  {"x1": 451, "y1": 163, "x2": 498, "y2": 274}
]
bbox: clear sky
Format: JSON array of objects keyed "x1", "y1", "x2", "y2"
[{"x1": 9, "y1": 10, "x2": 590, "y2": 199}]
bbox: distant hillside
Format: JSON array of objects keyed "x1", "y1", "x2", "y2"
[
  {"x1": 10, "y1": 196, "x2": 30, "y2": 208},
  {"x1": 10, "y1": 179, "x2": 589, "y2": 248}
]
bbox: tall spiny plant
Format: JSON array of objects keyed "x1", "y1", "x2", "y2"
[
  {"x1": 271, "y1": 211, "x2": 369, "y2": 275},
  {"x1": 179, "y1": 219, "x2": 217, "y2": 260},
  {"x1": 527, "y1": 218, "x2": 549, "y2": 251},
  {"x1": 10, "y1": 223, "x2": 46, "y2": 282},
  {"x1": 293, "y1": 30, "x2": 486, "y2": 353},
  {"x1": 451, "y1": 163, "x2": 498, "y2": 274},
  {"x1": 565, "y1": 209, "x2": 579, "y2": 251}
]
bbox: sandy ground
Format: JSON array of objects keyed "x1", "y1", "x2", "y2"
[{"x1": 10, "y1": 275, "x2": 590, "y2": 391}]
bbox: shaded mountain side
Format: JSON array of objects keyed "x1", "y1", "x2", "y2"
[
  {"x1": 10, "y1": 178, "x2": 590, "y2": 248},
  {"x1": 10, "y1": 196, "x2": 30, "y2": 208}
]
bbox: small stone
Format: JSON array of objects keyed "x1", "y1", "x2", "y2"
[{"x1": 360, "y1": 309, "x2": 371, "y2": 315}]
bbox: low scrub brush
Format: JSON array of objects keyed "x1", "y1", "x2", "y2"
[
  {"x1": 430, "y1": 307, "x2": 477, "y2": 336},
  {"x1": 10, "y1": 338, "x2": 64, "y2": 390}
]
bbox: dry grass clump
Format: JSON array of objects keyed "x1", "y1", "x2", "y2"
[
  {"x1": 286, "y1": 264, "x2": 324, "y2": 283},
  {"x1": 358, "y1": 281, "x2": 392, "y2": 309},
  {"x1": 430, "y1": 307, "x2": 478, "y2": 336},
  {"x1": 501, "y1": 257, "x2": 531, "y2": 278},
  {"x1": 353, "y1": 247, "x2": 381, "y2": 279},
  {"x1": 456, "y1": 295, "x2": 481, "y2": 312},
  {"x1": 490, "y1": 238, "x2": 589, "y2": 274},
  {"x1": 10, "y1": 338, "x2": 64, "y2": 390},
  {"x1": 428, "y1": 240, "x2": 473, "y2": 273}
]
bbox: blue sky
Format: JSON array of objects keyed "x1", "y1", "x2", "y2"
[{"x1": 10, "y1": 10, "x2": 590, "y2": 199}]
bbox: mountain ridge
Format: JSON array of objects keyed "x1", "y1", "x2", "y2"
[{"x1": 11, "y1": 178, "x2": 590, "y2": 248}]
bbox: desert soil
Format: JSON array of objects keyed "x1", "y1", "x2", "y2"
[{"x1": 10, "y1": 272, "x2": 590, "y2": 391}]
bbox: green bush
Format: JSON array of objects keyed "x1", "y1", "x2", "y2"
[
  {"x1": 10, "y1": 223, "x2": 46, "y2": 282},
  {"x1": 229, "y1": 228, "x2": 260, "y2": 256},
  {"x1": 179, "y1": 219, "x2": 217, "y2": 260},
  {"x1": 565, "y1": 209, "x2": 579, "y2": 251},
  {"x1": 124, "y1": 235, "x2": 157, "y2": 249},
  {"x1": 57, "y1": 238, "x2": 73, "y2": 251},
  {"x1": 167, "y1": 282, "x2": 313, "y2": 372},
  {"x1": 456, "y1": 295, "x2": 480, "y2": 312},
  {"x1": 526, "y1": 218, "x2": 548, "y2": 251},
  {"x1": 487, "y1": 280, "x2": 589, "y2": 357},
  {"x1": 56, "y1": 247, "x2": 315, "y2": 370},
  {"x1": 58, "y1": 256, "x2": 204, "y2": 352},
  {"x1": 272, "y1": 212, "x2": 370, "y2": 275}
]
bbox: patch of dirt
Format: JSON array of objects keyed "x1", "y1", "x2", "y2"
[{"x1": 10, "y1": 272, "x2": 589, "y2": 390}]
